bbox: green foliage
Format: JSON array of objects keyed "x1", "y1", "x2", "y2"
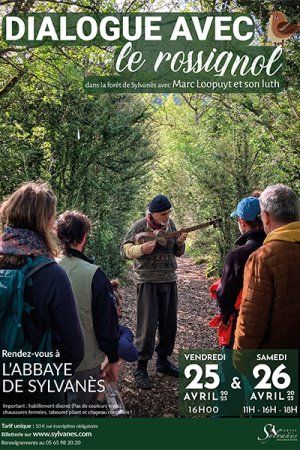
[
  {"x1": 0, "y1": 62, "x2": 154, "y2": 277},
  {"x1": 237, "y1": 0, "x2": 300, "y2": 25},
  {"x1": 0, "y1": 0, "x2": 299, "y2": 280},
  {"x1": 148, "y1": 89, "x2": 300, "y2": 275}
]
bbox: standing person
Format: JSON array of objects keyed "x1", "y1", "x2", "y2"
[
  {"x1": 211, "y1": 195, "x2": 265, "y2": 416},
  {"x1": 121, "y1": 194, "x2": 187, "y2": 389},
  {"x1": 56, "y1": 210, "x2": 120, "y2": 407},
  {"x1": 0, "y1": 182, "x2": 84, "y2": 411},
  {"x1": 234, "y1": 184, "x2": 300, "y2": 355},
  {"x1": 216, "y1": 196, "x2": 266, "y2": 343}
]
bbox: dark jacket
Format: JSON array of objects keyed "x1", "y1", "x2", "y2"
[
  {"x1": 217, "y1": 229, "x2": 266, "y2": 316},
  {"x1": 69, "y1": 249, "x2": 119, "y2": 363},
  {"x1": 24, "y1": 262, "x2": 84, "y2": 372}
]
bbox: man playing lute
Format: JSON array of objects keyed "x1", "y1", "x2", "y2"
[{"x1": 121, "y1": 195, "x2": 187, "y2": 389}]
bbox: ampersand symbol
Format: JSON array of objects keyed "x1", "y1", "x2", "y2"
[{"x1": 231, "y1": 377, "x2": 241, "y2": 389}]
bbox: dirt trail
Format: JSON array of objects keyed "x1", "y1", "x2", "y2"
[{"x1": 118, "y1": 256, "x2": 218, "y2": 417}]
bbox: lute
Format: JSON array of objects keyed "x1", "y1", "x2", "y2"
[{"x1": 134, "y1": 217, "x2": 222, "y2": 247}]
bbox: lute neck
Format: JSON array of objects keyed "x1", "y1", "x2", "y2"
[
  {"x1": 183, "y1": 221, "x2": 216, "y2": 232},
  {"x1": 166, "y1": 219, "x2": 218, "y2": 239}
]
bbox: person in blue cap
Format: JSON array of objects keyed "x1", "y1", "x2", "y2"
[
  {"x1": 214, "y1": 194, "x2": 266, "y2": 416},
  {"x1": 216, "y1": 194, "x2": 266, "y2": 343},
  {"x1": 121, "y1": 194, "x2": 187, "y2": 389}
]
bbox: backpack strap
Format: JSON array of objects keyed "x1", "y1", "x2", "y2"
[
  {"x1": 25, "y1": 260, "x2": 55, "y2": 281},
  {"x1": 25, "y1": 260, "x2": 55, "y2": 354}
]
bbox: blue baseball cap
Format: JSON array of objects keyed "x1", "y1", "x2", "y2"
[{"x1": 230, "y1": 197, "x2": 260, "y2": 221}]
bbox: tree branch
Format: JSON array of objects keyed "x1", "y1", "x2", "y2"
[{"x1": 0, "y1": 73, "x2": 24, "y2": 96}]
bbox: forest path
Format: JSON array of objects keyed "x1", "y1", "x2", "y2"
[{"x1": 119, "y1": 256, "x2": 218, "y2": 417}]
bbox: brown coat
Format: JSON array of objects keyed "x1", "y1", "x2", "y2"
[{"x1": 234, "y1": 222, "x2": 300, "y2": 350}]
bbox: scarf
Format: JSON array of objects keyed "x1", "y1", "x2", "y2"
[
  {"x1": 146, "y1": 213, "x2": 167, "y2": 231},
  {"x1": 0, "y1": 226, "x2": 54, "y2": 259}
]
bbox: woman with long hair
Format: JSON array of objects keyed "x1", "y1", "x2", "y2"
[
  {"x1": 0, "y1": 182, "x2": 84, "y2": 411},
  {"x1": 0, "y1": 181, "x2": 58, "y2": 266}
]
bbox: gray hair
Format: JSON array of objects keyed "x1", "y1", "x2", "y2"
[{"x1": 260, "y1": 184, "x2": 300, "y2": 222}]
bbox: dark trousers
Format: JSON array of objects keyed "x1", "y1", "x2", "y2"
[{"x1": 136, "y1": 282, "x2": 178, "y2": 362}]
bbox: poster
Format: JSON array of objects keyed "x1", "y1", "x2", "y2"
[{"x1": 0, "y1": 1, "x2": 299, "y2": 449}]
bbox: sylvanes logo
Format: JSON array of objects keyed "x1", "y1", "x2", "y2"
[{"x1": 257, "y1": 423, "x2": 298, "y2": 445}]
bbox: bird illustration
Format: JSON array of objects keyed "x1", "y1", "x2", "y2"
[
  {"x1": 269, "y1": 424, "x2": 278, "y2": 437},
  {"x1": 268, "y1": 11, "x2": 300, "y2": 44}
]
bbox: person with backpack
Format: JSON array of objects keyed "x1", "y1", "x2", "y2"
[{"x1": 0, "y1": 182, "x2": 84, "y2": 412}]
